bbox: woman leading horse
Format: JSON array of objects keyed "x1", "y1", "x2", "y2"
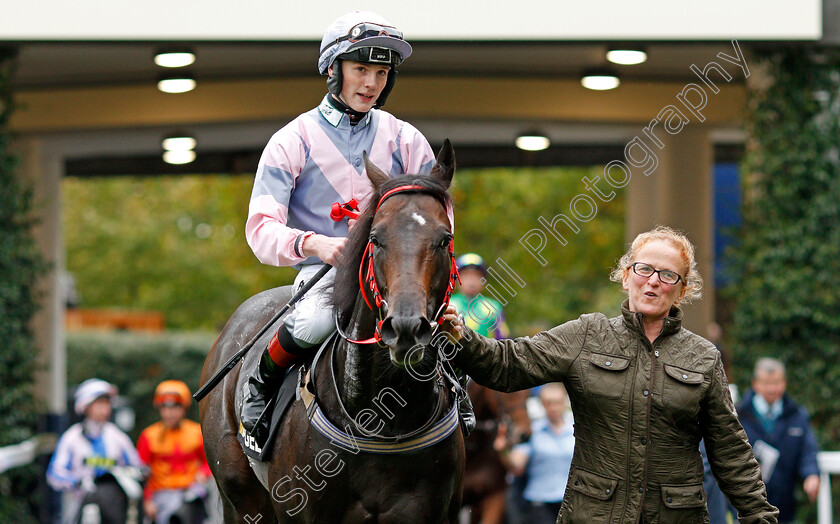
[{"x1": 200, "y1": 142, "x2": 465, "y2": 523}]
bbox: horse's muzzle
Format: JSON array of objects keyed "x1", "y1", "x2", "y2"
[{"x1": 379, "y1": 315, "x2": 434, "y2": 366}]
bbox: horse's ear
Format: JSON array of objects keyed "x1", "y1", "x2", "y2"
[
  {"x1": 429, "y1": 139, "x2": 455, "y2": 189},
  {"x1": 364, "y1": 151, "x2": 389, "y2": 190}
]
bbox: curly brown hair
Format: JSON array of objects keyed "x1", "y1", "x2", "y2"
[{"x1": 609, "y1": 225, "x2": 703, "y2": 304}]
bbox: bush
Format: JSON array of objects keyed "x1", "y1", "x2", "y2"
[
  {"x1": 66, "y1": 330, "x2": 217, "y2": 440},
  {"x1": 0, "y1": 46, "x2": 47, "y2": 523},
  {"x1": 728, "y1": 48, "x2": 840, "y2": 522}
]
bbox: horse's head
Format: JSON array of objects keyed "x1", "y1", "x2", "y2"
[{"x1": 334, "y1": 140, "x2": 456, "y2": 368}]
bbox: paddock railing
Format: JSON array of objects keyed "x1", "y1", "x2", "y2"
[
  {"x1": 0, "y1": 434, "x2": 57, "y2": 474},
  {"x1": 818, "y1": 451, "x2": 840, "y2": 524}
]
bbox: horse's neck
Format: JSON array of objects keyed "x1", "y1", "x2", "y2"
[{"x1": 332, "y1": 296, "x2": 439, "y2": 432}]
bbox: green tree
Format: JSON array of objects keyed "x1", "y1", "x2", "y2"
[
  {"x1": 64, "y1": 167, "x2": 625, "y2": 334},
  {"x1": 0, "y1": 46, "x2": 47, "y2": 523},
  {"x1": 728, "y1": 48, "x2": 840, "y2": 521},
  {"x1": 64, "y1": 175, "x2": 294, "y2": 330},
  {"x1": 452, "y1": 166, "x2": 625, "y2": 335}
]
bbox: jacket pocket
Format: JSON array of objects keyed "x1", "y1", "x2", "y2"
[
  {"x1": 560, "y1": 468, "x2": 618, "y2": 522},
  {"x1": 658, "y1": 483, "x2": 707, "y2": 524},
  {"x1": 660, "y1": 364, "x2": 704, "y2": 413},
  {"x1": 585, "y1": 352, "x2": 631, "y2": 399}
]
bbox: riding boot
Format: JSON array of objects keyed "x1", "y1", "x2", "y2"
[{"x1": 241, "y1": 326, "x2": 308, "y2": 444}]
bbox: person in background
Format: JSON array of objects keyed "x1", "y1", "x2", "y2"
[
  {"x1": 47, "y1": 378, "x2": 142, "y2": 524},
  {"x1": 494, "y1": 383, "x2": 574, "y2": 524},
  {"x1": 240, "y1": 10, "x2": 437, "y2": 445},
  {"x1": 137, "y1": 380, "x2": 211, "y2": 524},
  {"x1": 737, "y1": 358, "x2": 820, "y2": 523},
  {"x1": 450, "y1": 253, "x2": 510, "y2": 339}
]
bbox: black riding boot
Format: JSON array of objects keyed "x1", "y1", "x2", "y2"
[{"x1": 241, "y1": 327, "x2": 307, "y2": 444}]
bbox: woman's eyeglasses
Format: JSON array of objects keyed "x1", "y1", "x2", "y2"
[{"x1": 630, "y1": 262, "x2": 683, "y2": 285}]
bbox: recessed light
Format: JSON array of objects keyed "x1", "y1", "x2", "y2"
[
  {"x1": 515, "y1": 134, "x2": 550, "y2": 151},
  {"x1": 606, "y1": 49, "x2": 647, "y2": 66},
  {"x1": 157, "y1": 75, "x2": 196, "y2": 94},
  {"x1": 154, "y1": 51, "x2": 196, "y2": 68},
  {"x1": 162, "y1": 135, "x2": 197, "y2": 151},
  {"x1": 163, "y1": 150, "x2": 196, "y2": 165},
  {"x1": 581, "y1": 70, "x2": 620, "y2": 91}
]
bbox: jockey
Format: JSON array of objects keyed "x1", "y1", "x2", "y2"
[
  {"x1": 47, "y1": 378, "x2": 142, "y2": 523},
  {"x1": 241, "y1": 10, "x2": 437, "y2": 444},
  {"x1": 137, "y1": 380, "x2": 211, "y2": 524},
  {"x1": 450, "y1": 253, "x2": 510, "y2": 339}
]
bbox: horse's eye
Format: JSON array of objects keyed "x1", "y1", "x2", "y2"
[
  {"x1": 369, "y1": 235, "x2": 381, "y2": 248},
  {"x1": 439, "y1": 236, "x2": 452, "y2": 249}
]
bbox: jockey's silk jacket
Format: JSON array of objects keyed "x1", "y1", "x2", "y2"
[
  {"x1": 47, "y1": 420, "x2": 141, "y2": 492},
  {"x1": 246, "y1": 94, "x2": 436, "y2": 268},
  {"x1": 136, "y1": 418, "x2": 211, "y2": 500},
  {"x1": 454, "y1": 301, "x2": 779, "y2": 524}
]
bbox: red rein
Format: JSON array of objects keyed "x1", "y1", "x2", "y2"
[{"x1": 350, "y1": 185, "x2": 460, "y2": 345}]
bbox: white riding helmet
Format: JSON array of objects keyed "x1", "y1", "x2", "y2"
[
  {"x1": 318, "y1": 11, "x2": 412, "y2": 109},
  {"x1": 74, "y1": 378, "x2": 117, "y2": 415}
]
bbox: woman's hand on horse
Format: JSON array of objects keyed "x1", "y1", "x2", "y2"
[
  {"x1": 440, "y1": 304, "x2": 464, "y2": 342},
  {"x1": 302, "y1": 234, "x2": 346, "y2": 266}
]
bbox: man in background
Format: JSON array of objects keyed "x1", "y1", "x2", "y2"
[{"x1": 737, "y1": 358, "x2": 820, "y2": 523}]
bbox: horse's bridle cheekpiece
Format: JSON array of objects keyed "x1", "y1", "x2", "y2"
[{"x1": 348, "y1": 184, "x2": 460, "y2": 345}]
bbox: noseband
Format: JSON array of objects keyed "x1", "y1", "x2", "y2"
[{"x1": 346, "y1": 184, "x2": 460, "y2": 345}]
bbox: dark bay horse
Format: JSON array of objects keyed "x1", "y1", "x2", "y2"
[
  {"x1": 461, "y1": 383, "x2": 531, "y2": 524},
  {"x1": 200, "y1": 141, "x2": 465, "y2": 523}
]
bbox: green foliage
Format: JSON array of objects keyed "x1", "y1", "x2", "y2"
[
  {"x1": 63, "y1": 175, "x2": 295, "y2": 330},
  {"x1": 66, "y1": 330, "x2": 217, "y2": 440},
  {"x1": 0, "y1": 46, "x2": 46, "y2": 524},
  {"x1": 452, "y1": 166, "x2": 626, "y2": 334},
  {"x1": 728, "y1": 48, "x2": 840, "y2": 521},
  {"x1": 64, "y1": 167, "x2": 626, "y2": 335}
]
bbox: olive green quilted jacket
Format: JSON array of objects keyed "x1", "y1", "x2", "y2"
[{"x1": 454, "y1": 302, "x2": 778, "y2": 524}]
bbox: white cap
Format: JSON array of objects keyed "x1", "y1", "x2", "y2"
[
  {"x1": 318, "y1": 11, "x2": 412, "y2": 75},
  {"x1": 74, "y1": 378, "x2": 116, "y2": 415}
]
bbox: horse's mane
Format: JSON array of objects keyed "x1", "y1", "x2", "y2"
[{"x1": 331, "y1": 173, "x2": 452, "y2": 327}]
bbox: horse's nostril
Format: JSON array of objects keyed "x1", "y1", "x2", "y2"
[{"x1": 379, "y1": 315, "x2": 431, "y2": 346}]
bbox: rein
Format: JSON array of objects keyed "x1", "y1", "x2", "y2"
[{"x1": 347, "y1": 184, "x2": 460, "y2": 345}]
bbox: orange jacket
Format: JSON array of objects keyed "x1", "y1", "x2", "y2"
[{"x1": 136, "y1": 419, "x2": 211, "y2": 499}]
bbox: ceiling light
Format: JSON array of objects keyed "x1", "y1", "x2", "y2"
[
  {"x1": 515, "y1": 133, "x2": 550, "y2": 152},
  {"x1": 162, "y1": 135, "x2": 197, "y2": 151},
  {"x1": 157, "y1": 74, "x2": 196, "y2": 94},
  {"x1": 154, "y1": 51, "x2": 196, "y2": 68},
  {"x1": 581, "y1": 70, "x2": 620, "y2": 91},
  {"x1": 606, "y1": 49, "x2": 647, "y2": 66},
  {"x1": 163, "y1": 150, "x2": 196, "y2": 165}
]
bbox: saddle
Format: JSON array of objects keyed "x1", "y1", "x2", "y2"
[{"x1": 236, "y1": 334, "x2": 329, "y2": 462}]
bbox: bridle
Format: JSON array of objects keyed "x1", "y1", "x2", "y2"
[{"x1": 341, "y1": 184, "x2": 460, "y2": 345}]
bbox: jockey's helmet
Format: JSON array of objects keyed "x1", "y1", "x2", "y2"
[
  {"x1": 153, "y1": 380, "x2": 192, "y2": 408},
  {"x1": 318, "y1": 11, "x2": 412, "y2": 109},
  {"x1": 74, "y1": 378, "x2": 117, "y2": 415},
  {"x1": 456, "y1": 253, "x2": 487, "y2": 275}
]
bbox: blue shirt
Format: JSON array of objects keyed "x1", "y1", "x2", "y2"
[{"x1": 513, "y1": 417, "x2": 575, "y2": 503}]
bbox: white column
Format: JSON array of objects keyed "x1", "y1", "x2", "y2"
[
  {"x1": 12, "y1": 136, "x2": 66, "y2": 417},
  {"x1": 625, "y1": 126, "x2": 715, "y2": 335}
]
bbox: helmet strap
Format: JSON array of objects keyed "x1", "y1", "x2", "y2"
[{"x1": 326, "y1": 61, "x2": 343, "y2": 98}]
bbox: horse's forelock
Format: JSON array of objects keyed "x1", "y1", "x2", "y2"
[{"x1": 330, "y1": 173, "x2": 451, "y2": 327}]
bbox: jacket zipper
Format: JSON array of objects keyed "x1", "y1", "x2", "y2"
[{"x1": 635, "y1": 318, "x2": 658, "y2": 524}]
